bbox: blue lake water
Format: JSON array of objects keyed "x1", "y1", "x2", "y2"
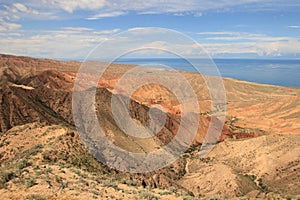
[{"x1": 114, "y1": 58, "x2": 300, "y2": 88}]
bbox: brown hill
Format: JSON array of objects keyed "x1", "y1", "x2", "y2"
[{"x1": 0, "y1": 54, "x2": 299, "y2": 199}]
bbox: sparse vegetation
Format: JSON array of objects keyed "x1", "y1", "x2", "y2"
[
  {"x1": 127, "y1": 179, "x2": 138, "y2": 187},
  {"x1": 24, "y1": 194, "x2": 46, "y2": 200},
  {"x1": 158, "y1": 191, "x2": 173, "y2": 195},
  {"x1": 182, "y1": 195, "x2": 198, "y2": 200},
  {"x1": 139, "y1": 191, "x2": 159, "y2": 200},
  {"x1": 103, "y1": 180, "x2": 119, "y2": 190},
  {"x1": 22, "y1": 144, "x2": 43, "y2": 158},
  {"x1": 257, "y1": 178, "x2": 268, "y2": 192},
  {"x1": 0, "y1": 171, "x2": 16, "y2": 188},
  {"x1": 245, "y1": 174, "x2": 257, "y2": 181},
  {"x1": 25, "y1": 178, "x2": 37, "y2": 188},
  {"x1": 18, "y1": 159, "x2": 32, "y2": 170},
  {"x1": 45, "y1": 167, "x2": 53, "y2": 173}
]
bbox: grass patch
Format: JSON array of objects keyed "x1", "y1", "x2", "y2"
[
  {"x1": 103, "y1": 180, "x2": 119, "y2": 190},
  {"x1": 20, "y1": 144, "x2": 43, "y2": 159},
  {"x1": 70, "y1": 168, "x2": 87, "y2": 178},
  {"x1": 139, "y1": 191, "x2": 159, "y2": 200}
]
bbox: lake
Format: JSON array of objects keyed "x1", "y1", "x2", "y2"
[{"x1": 114, "y1": 58, "x2": 300, "y2": 88}]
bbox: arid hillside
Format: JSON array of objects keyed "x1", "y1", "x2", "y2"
[{"x1": 0, "y1": 54, "x2": 299, "y2": 199}]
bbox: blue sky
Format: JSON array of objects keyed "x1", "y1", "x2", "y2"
[{"x1": 0, "y1": 0, "x2": 300, "y2": 59}]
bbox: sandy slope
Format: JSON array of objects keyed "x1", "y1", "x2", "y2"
[
  {"x1": 181, "y1": 134, "x2": 300, "y2": 198},
  {"x1": 1, "y1": 123, "x2": 299, "y2": 199}
]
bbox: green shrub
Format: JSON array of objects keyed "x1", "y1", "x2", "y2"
[
  {"x1": 103, "y1": 180, "x2": 118, "y2": 190},
  {"x1": 45, "y1": 167, "x2": 52, "y2": 173},
  {"x1": 18, "y1": 159, "x2": 32, "y2": 170},
  {"x1": 25, "y1": 178, "x2": 37, "y2": 188},
  {"x1": 182, "y1": 195, "x2": 197, "y2": 200}
]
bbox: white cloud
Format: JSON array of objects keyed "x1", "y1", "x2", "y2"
[
  {"x1": 6, "y1": 0, "x2": 298, "y2": 20},
  {"x1": 1, "y1": 1, "x2": 299, "y2": 59},
  {"x1": 198, "y1": 32, "x2": 241, "y2": 36},
  {"x1": 197, "y1": 31, "x2": 300, "y2": 57},
  {"x1": 173, "y1": 13, "x2": 185, "y2": 16},
  {"x1": 288, "y1": 25, "x2": 300, "y2": 29},
  {"x1": 0, "y1": 3, "x2": 40, "y2": 33},
  {"x1": 1, "y1": 27, "x2": 300, "y2": 59},
  {"x1": 198, "y1": 32, "x2": 263, "y2": 37},
  {"x1": 113, "y1": 0, "x2": 295, "y2": 14},
  {"x1": 0, "y1": 18, "x2": 21, "y2": 32},
  {"x1": 93, "y1": 29, "x2": 121, "y2": 35},
  {"x1": 12, "y1": 3, "x2": 39, "y2": 14},
  {"x1": 0, "y1": 28, "x2": 122, "y2": 59},
  {"x1": 78, "y1": 28, "x2": 300, "y2": 59},
  {"x1": 3, "y1": 3, "x2": 40, "y2": 15},
  {"x1": 193, "y1": 12, "x2": 203, "y2": 17},
  {"x1": 255, "y1": 39, "x2": 300, "y2": 56},
  {"x1": 13, "y1": 3, "x2": 27, "y2": 12},
  {"x1": 107, "y1": 0, "x2": 264, "y2": 14},
  {"x1": 165, "y1": 11, "x2": 202, "y2": 17},
  {"x1": 87, "y1": 11, "x2": 126, "y2": 20},
  {"x1": 42, "y1": 0, "x2": 106, "y2": 13},
  {"x1": 198, "y1": 31, "x2": 291, "y2": 43},
  {"x1": 11, "y1": 3, "x2": 28, "y2": 12},
  {"x1": 62, "y1": 27, "x2": 94, "y2": 32}
]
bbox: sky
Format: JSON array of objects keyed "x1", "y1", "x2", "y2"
[{"x1": 0, "y1": 0, "x2": 300, "y2": 60}]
